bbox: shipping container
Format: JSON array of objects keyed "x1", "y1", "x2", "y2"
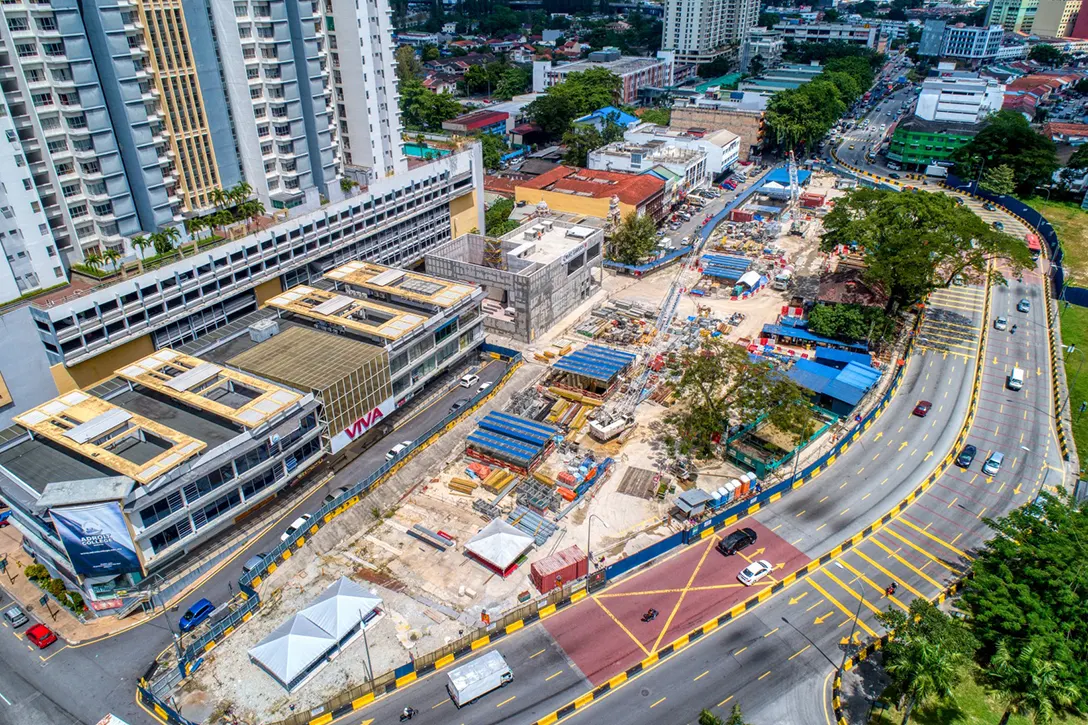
[
  {"x1": 530, "y1": 544, "x2": 588, "y2": 593},
  {"x1": 731, "y1": 209, "x2": 755, "y2": 223}
]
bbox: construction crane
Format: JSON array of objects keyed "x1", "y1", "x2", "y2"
[
  {"x1": 587, "y1": 233, "x2": 691, "y2": 442},
  {"x1": 787, "y1": 151, "x2": 804, "y2": 236}
]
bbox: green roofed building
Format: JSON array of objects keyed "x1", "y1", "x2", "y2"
[{"x1": 886, "y1": 118, "x2": 979, "y2": 169}]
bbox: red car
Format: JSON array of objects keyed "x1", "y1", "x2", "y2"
[
  {"x1": 26, "y1": 623, "x2": 57, "y2": 649},
  {"x1": 912, "y1": 400, "x2": 932, "y2": 417}
]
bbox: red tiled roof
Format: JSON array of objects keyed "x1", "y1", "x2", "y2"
[
  {"x1": 449, "y1": 109, "x2": 509, "y2": 130},
  {"x1": 518, "y1": 165, "x2": 665, "y2": 206},
  {"x1": 484, "y1": 175, "x2": 519, "y2": 195},
  {"x1": 1043, "y1": 122, "x2": 1088, "y2": 136}
]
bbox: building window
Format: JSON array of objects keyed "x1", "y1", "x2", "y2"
[{"x1": 16, "y1": 43, "x2": 37, "y2": 58}]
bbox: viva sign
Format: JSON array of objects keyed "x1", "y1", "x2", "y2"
[{"x1": 330, "y1": 397, "x2": 396, "y2": 454}]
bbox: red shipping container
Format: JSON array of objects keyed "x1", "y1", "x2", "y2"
[
  {"x1": 530, "y1": 545, "x2": 588, "y2": 593},
  {"x1": 557, "y1": 471, "x2": 576, "y2": 485},
  {"x1": 731, "y1": 209, "x2": 754, "y2": 223}
]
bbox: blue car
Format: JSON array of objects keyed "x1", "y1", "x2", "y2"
[{"x1": 179, "y1": 598, "x2": 215, "y2": 632}]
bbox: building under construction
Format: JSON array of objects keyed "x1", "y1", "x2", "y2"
[{"x1": 424, "y1": 217, "x2": 604, "y2": 342}]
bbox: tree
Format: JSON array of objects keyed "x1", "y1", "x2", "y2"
[
  {"x1": 988, "y1": 640, "x2": 1080, "y2": 725},
  {"x1": 209, "y1": 187, "x2": 228, "y2": 209},
  {"x1": 525, "y1": 67, "x2": 621, "y2": 137},
  {"x1": 561, "y1": 124, "x2": 604, "y2": 166},
  {"x1": 821, "y1": 188, "x2": 1034, "y2": 314},
  {"x1": 765, "y1": 80, "x2": 846, "y2": 152},
  {"x1": 981, "y1": 164, "x2": 1017, "y2": 196},
  {"x1": 639, "y1": 107, "x2": 670, "y2": 126},
  {"x1": 747, "y1": 54, "x2": 766, "y2": 77},
  {"x1": 666, "y1": 336, "x2": 814, "y2": 459},
  {"x1": 1028, "y1": 44, "x2": 1067, "y2": 67},
  {"x1": 398, "y1": 77, "x2": 464, "y2": 130},
  {"x1": 131, "y1": 235, "x2": 152, "y2": 272},
  {"x1": 421, "y1": 44, "x2": 440, "y2": 62},
  {"x1": 485, "y1": 197, "x2": 519, "y2": 236},
  {"x1": 822, "y1": 69, "x2": 863, "y2": 105},
  {"x1": 1075, "y1": 78, "x2": 1088, "y2": 94},
  {"x1": 954, "y1": 110, "x2": 1059, "y2": 195},
  {"x1": 494, "y1": 66, "x2": 530, "y2": 100},
  {"x1": 478, "y1": 132, "x2": 510, "y2": 170},
  {"x1": 963, "y1": 490, "x2": 1088, "y2": 715},
  {"x1": 608, "y1": 210, "x2": 657, "y2": 265},
  {"x1": 697, "y1": 56, "x2": 732, "y2": 79},
  {"x1": 101, "y1": 247, "x2": 122, "y2": 275},
  {"x1": 807, "y1": 304, "x2": 893, "y2": 343},
  {"x1": 823, "y1": 8, "x2": 841, "y2": 21},
  {"x1": 395, "y1": 45, "x2": 423, "y2": 83},
  {"x1": 463, "y1": 62, "x2": 507, "y2": 96},
  {"x1": 757, "y1": 11, "x2": 780, "y2": 26},
  {"x1": 1066, "y1": 145, "x2": 1088, "y2": 171}
]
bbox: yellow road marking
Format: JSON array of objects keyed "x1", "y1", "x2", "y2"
[
  {"x1": 497, "y1": 696, "x2": 516, "y2": 708},
  {"x1": 895, "y1": 518, "x2": 973, "y2": 561},
  {"x1": 870, "y1": 537, "x2": 944, "y2": 589},
  {"x1": 694, "y1": 670, "x2": 709, "y2": 681},
  {"x1": 789, "y1": 645, "x2": 811, "y2": 660},
  {"x1": 546, "y1": 671, "x2": 564, "y2": 682},
  {"x1": 822, "y1": 569, "x2": 884, "y2": 617},
  {"x1": 650, "y1": 697, "x2": 666, "y2": 708},
  {"x1": 853, "y1": 549, "x2": 925, "y2": 599},
  {"x1": 883, "y1": 527, "x2": 964, "y2": 572},
  {"x1": 592, "y1": 598, "x2": 650, "y2": 657},
  {"x1": 806, "y1": 579, "x2": 877, "y2": 637},
  {"x1": 651, "y1": 536, "x2": 717, "y2": 653}
]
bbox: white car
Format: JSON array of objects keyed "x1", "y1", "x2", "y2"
[
  {"x1": 280, "y1": 514, "x2": 313, "y2": 543},
  {"x1": 386, "y1": 440, "x2": 413, "y2": 461},
  {"x1": 737, "y1": 559, "x2": 773, "y2": 586},
  {"x1": 477, "y1": 381, "x2": 493, "y2": 394},
  {"x1": 459, "y1": 373, "x2": 480, "y2": 388}
]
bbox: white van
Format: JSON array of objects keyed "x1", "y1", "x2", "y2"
[{"x1": 1007, "y1": 367, "x2": 1024, "y2": 391}]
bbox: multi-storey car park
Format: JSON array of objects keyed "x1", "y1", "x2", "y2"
[{"x1": 28, "y1": 146, "x2": 483, "y2": 393}]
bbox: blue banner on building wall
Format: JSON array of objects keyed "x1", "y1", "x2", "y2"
[{"x1": 51, "y1": 502, "x2": 142, "y2": 577}]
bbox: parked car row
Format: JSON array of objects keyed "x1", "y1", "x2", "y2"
[{"x1": 3, "y1": 604, "x2": 58, "y2": 649}]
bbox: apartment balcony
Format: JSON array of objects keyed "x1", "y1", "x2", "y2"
[{"x1": 9, "y1": 27, "x2": 35, "y2": 40}]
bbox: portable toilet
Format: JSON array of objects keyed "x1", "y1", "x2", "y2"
[
  {"x1": 725, "y1": 480, "x2": 740, "y2": 502},
  {"x1": 716, "y1": 486, "x2": 729, "y2": 506}
]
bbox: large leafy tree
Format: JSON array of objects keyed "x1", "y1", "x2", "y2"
[
  {"x1": 765, "y1": 79, "x2": 846, "y2": 152},
  {"x1": 820, "y1": 188, "x2": 1034, "y2": 313},
  {"x1": 988, "y1": 640, "x2": 1080, "y2": 725},
  {"x1": 981, "y1": 164, "x2": 1017, "y2": 196},
  {"x1": 807, "y1": 303, "x2": 894, "y2": 343},
  {"x1": 666, "y1": 337, "x2": 814, "y2": 459},
  {"x1": 394, "y1": 45, "x2": 423, "y2": 83},
  {"x1": 525, "y1": 68, "x2": 621, "y2": 137},
  {"x1": 1028, "y1": 44, "x2": 1068, "y2": 67},
  {"x1": 962, "y1": 491, "x2": 1088, "y2": 715},
  {"x1": 561, "y1": 117, "x2": 624, "y2": 166},
  {"x1": 608, "y1": 210, "x2": 657, "y2": 265},
  {"x1": 953, "y1": 111, "x2": 1059, "y2": 195},
  {"x1": 478, "y1": 132, "x2": 509, "y2": 170},
  {"x1": 494, "y1": 66, "x2": 530, "y2": 100},
  {"x1": 398, "y1": 78, "x2": 463, "y2": 130}
]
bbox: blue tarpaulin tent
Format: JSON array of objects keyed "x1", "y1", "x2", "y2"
[{"x1": 765, "y1": 168, "x2": 812, "y2": 186}]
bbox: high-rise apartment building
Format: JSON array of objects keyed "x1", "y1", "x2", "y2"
[
  {"x1": 1032, "y1": 0, "x2": 1081, "y2": 36},
  {"x1": 986, "y1": 0, "x2": 1038, "y2": 34},
  {"x1": 662, "y1": 0, "x2": 760, "y2": 64},
  {"x1": 0, "y1": 0, "x2": 414, "y2": 295}
]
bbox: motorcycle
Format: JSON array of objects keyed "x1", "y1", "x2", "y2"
[
  {"x1": 641, "y1": 608, "x2": 659, "y2": 622},
  {"x1": 400, "y1": 708, "x2": 418, "y2": 722}
]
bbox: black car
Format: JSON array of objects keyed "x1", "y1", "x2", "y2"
[
  {"x1": 956, "y1": 445, "x2": 977, "y2": 468},
  {"x1": 449, "y1": 399, "x2": 468, "y2": 414},
  {"x1": 718, "y1": 527, "x2": 757, "y2": 556}
]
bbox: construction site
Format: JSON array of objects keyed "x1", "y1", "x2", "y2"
[{"x1": 180, "y1": 164, "x2": 902, "y2": 723}]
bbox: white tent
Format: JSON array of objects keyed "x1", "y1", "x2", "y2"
[
  {"x1": 465, "y1": 519, "x2": 534, "y2": 576},
  {"x1": 738, "y1": 270, "x2": 762, "y2": 289},
  {"x1": 302, "y1": 577, "x2": 383, "y2": 641},
  {"x1": 248, "y1": 577, "x2": 382, "y2": 691}
]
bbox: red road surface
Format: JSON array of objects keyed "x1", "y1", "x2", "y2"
[{"x1": 543, "y1": 520, "x2": 810, "y2": 684}]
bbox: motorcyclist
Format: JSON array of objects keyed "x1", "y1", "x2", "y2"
[
  {"x1": 402, "y1": 706, "x2": 415, "y2": 720},
  {"x1": 1011, "y1": 324, "x2": 1018, "y2": 334}
]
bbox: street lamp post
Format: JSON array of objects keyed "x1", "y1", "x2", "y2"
[{"x1": 587, "y1": 514, "x2": 608, "y2": 570}]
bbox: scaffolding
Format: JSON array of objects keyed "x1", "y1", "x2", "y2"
[{"x1": 483, "y1": 235, "x2": 505, "y2": 270}]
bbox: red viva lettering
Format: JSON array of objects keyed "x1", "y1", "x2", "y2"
[{"x1": 345, "y1": 407, "x2": 385, "y2": 439}]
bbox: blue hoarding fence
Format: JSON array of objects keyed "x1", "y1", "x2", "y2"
[
  {"x1": 604, "y1": 532, "x2": 685, "y2": 580},
  {"x1": 138, "y1": 685, "x2": 198, "y2": 725}
]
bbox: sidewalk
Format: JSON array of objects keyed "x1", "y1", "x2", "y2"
[{"x1": 0, "y1": 527, "x2": 151, "y2": 642}]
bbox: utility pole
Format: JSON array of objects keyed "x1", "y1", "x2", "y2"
[{"x1": 358, "y1": 608, "x2": 375, "y2": 683}]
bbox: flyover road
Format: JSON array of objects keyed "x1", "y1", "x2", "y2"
[
  {"x1": 327, "y1": 270, "x2": 984, "y2": 724},
  {"x1": 0, "y1": 357, "x2": 511, "y2": 725},
  {"x1": 338, "y1": 208, "x2": 1061, "y2": 725}
]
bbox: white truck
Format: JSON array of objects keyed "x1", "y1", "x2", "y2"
[
  {"x1": 924, "y1": 164, "x2": 948, "y2": 179},
  {"x1": 446, "y1": 650, "x2": 514, "y2": 708},
  {"x1": 772, "y1": 270, "x2": 793, "y2": 291}
]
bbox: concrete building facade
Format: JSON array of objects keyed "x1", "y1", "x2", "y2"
[
  {"x1": 670, "y1": 93, "x2": 769, "y2": 161},
  {"x1": 987, "y1": 0, "x2": 1038, "y2": 33},
  {"x1": 915, "y1": 65, "x2": 1005, "y2": 123},
  {"x1": 661, "y1": 0, "x2": 760, "y2": 64},
  {"x1": 425, "y1": 219, "x2": 603, "y2": 342},
  {"x1": 1032, "y1": 0, "x2": 1082, "y2": 37},
  {"x1": 622, "y1": 122, "x2": 740, "y2": 177},
  {"x1": 773, "y1": 22, "x2": 878, "y2": 48},
  {"x1": 532, "y1": 52, "x2": 672, "y2": 105},
  {"x1": 588, "y1": 141, "x2": 709, "y2": 191},
  {"x1": 739, "y1": 27, "x2": 785, "y2": 72}
]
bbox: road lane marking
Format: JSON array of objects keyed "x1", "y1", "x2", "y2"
[
  {"x1": 896, "y1": 518, "x2": 973, "y2": 560},
  {"x1": 805, "y1": 598, "x2": 826, "y2": 613},
  {"x1": 822, "y1": 569, "x2": 884, "y2": 616},
  {"x1": 816, "y1": 523, "x2": 827, "y2": 531},
  {"x1": 764, "y1": 627, "x2": 779, "y2": 638},
  {"x1": 546, "y1": 670, "x2": 564, "y2": 682},
  {"x1": 431, "y1": 700, "x2": 447, "y2": 710},
  {"x1": 0, "y1": 690, "x2": 10, "y2": 706},
  {"x1": 806, "y1": 579, "x2": 877, "y2": 636},
  {"x1": 718, "y1": 695, "x2": 734, "y2": 708},
  {"x1": 795, "y1": 510, "x2": 806, "y2": 517},
  {"x1": 592, "y1": 598, "x2": 650, "y2": 657},
  {"x1": 853, "y1": 550, "x2": 925, "y2": 599},
  {"x1": 789, "y1": 645, "x2": 811, "y2": 660},
  {"x1": 734, "y1": 646, "x2": 747, "y2": 656},
  {"x1": 650, "y1": 697, "x2": 666, "y2": 708},
  {"x1": 497, "y1": 695, "x2": 516, "y2": 708},
  {"x1": 530, "y1": 649, "x2": 545, "y2": 659},
  {"x1": 694, "y1": 670, "x2": 709, "y2": 681},
  {"x1": 819, "y1": 496, "x2": 829, "y2": 503},
  {"x1": 870, "y1": 537, "x2": 943, "y2": 589},
  {"x1": 650, "y1": 536, "x2": 717, "y2": 653},
  {"x1": 882, "y1": 529, "x2": 962, "y2": 575}
]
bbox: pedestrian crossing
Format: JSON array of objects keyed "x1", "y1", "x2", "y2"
[{"x1": 916, "y1": 287, "x2": 985, "y2": 360}]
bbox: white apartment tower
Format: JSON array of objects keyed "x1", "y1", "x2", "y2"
[
  {"x1": 325, "y1": 0, "x2": 407, "y2": 179},
  {"x1": 662, "y1": 0, "x2": 760, "y2": 64}
]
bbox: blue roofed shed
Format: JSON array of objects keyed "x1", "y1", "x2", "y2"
[
  {"x1": 761, "y1": 324, "x2": 868, "y2": 352},
  {"x1": 765, "y1": 167, "x2": 812, "y2": 187},
  {"x1": 552, "y1": 344, "x2": 637, "y2": 397},
  {"x1": 814, "y1": 345, "x2": 873, "y2": 369},
  {"x1": 573, "y1": 106, "x2": 639, "y2": 132},
  {"x1": 467, "y1": 412, "x2": 559, "y2": 472},
  {"x1": 786, "y1": 359, "x2": 881, "y2": 415}
]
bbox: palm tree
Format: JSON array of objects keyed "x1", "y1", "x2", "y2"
[
  {"x1": 244, "y1": 199, "x2": 266, "y2": 230},
  {"x1": 82, "y1": 252, "x2": 103, "y2": 276},
  {"x1": 131, "y1": 235, "x2": 152, "y2": 273},
  {"x1": 160, "y1": 225, "x2": 182, "y2": 258},
  {"x1": 150, "y1": 230, "x2": 170, "y2": 256},
  {"x1": 232, "y1": 180, "x2": 252, "y2": 202},
  {"x1": 885, "y1": 638, "x2": 962, "y2": 724},
  {"x1": 209, "y1": 187, "x2": 228, "y2": 210},
  {"x1": 101, "y1": 247, "x2": 122, "y2": 277},
  {"x1": 990, "y1": 642, "x2": 1080, "y2": 725}
]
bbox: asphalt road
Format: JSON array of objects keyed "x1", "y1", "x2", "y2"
[{"x1": 0, "y1": 357, "x2": 509, "y2": 725}]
